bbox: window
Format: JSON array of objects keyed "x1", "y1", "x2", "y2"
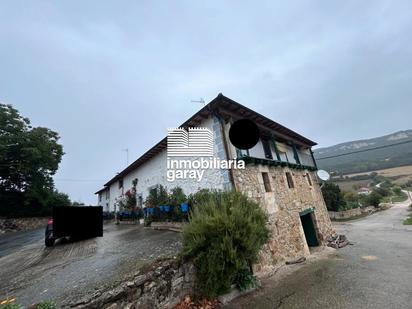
[
  {"x1": 279, "y1": 151, "x2": 289, "y2": 162},
  {"x1": 286, "y1": 172, "x2": 294, "y2": 189},
  {"x1": 262, "y1": 139, "x2": 273, "y2": 159},
  {"x1": 277, "y1": 142, "x2": 289, "y2": 162},
  {"x1": 106, "y1": 189, "x2": 110, "y2": 199},
  {"x1": 98, "y1": 193, "x2": 102, "y2": 202},
  {"x1": 262, "y1": 172, "x2": 272, "y2": 192},
  {"x1": 137, "y1": 194, "x2": 143, "y2": 208},
  {"x1": 306, "y1": 173, "x2": 312, "y2": 186},
  {"x1": 119, "y1": 179, "x2": 123, "y2": 189}
]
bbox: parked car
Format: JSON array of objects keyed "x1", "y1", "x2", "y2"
[
  {"x1": 45, "y1": 206, "x2": 103, "y2": 247},
  {"x1": 45, "y1": 218, "x2": 55, "y2": 247}
]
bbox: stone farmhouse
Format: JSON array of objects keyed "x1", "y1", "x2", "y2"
[{"x1": 95, "y1": 93, "x2": 335, "y2": 271}]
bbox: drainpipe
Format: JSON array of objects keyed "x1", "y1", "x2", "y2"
[
  {"x1": 310, "y1": 149, "x2": 318, "y2": 170},
  {"x1": 271, "y1": 134, "x2": 281, "y2": 161},
  {"x1": 291, "y1": 143, "x2": 301, "y2": 165},
  {"x1": 214, "y1": 110, "x2": 237, "y2": 191}
]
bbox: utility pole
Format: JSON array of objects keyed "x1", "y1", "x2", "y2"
[{"x1": 191, "y1": 98, "x2": 206, "y2": 106}]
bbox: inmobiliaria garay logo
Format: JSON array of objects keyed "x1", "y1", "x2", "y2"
[{"x1": 166, "y1": 127, "x2": 245, "y2": 182}]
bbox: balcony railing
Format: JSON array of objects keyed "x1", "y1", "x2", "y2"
[{"x1": 236, "y1": 155, "x2": 317, "y2": 171}]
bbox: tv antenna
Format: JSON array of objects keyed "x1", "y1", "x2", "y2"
[
  {"x1": 191, "y1": 98, "x2": 206, "y2": 106},
  {"x1": 122, "y1": 148, "x2": 129, "y2": 166}
]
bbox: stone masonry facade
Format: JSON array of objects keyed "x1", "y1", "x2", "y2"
[{"x1": 233, "y1": 164, "x2": 336, "y2": 274}]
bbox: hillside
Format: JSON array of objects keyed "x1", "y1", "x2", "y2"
[{"x1": 313, "y1": 130, "x2": 412, "y2": 175}]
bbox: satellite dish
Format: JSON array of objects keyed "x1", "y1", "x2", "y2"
[{"x1": 317, "y1": 170, "x2": 330, "y2": 181}]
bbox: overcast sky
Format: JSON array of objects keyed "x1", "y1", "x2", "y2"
[{"x1": 1, "y1": 1, "x2": 411, "y2": 204}]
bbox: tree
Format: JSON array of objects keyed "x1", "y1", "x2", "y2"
[
  {"x1": 0, "y1": 104, "x2": 68, "y2": 217},
  {"x1": 321, "y1": 182, "x2": 346, "y2": 211},
  {"x1": 365, "y1": 191, "x2": 383, "y2": 207},
  {"x1": 72, "y1": 201, "x2": 86, "y2": 206},
  {"x1": 168, "y1": 187, "x2": 186, "y2": 206},
  {"x1": 392, "y1": 186, "x2": 402, "y2": 196},
  {"x1": 144, "y1": 184, "x2": 169, "y2": 207},
  {"x1": 374, "y1": 186, "x2": 390, "y2": 197},
  {"x1": 343, "y1": 191, "x2": 358, "y2": 203}
]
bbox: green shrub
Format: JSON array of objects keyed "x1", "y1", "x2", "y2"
[
  {"x1": 144, "y1": 217, "x2": 152, "y2": 226},
  {"x1": 403, "y1": 216, "x2": 412, "y2": 225},
  {"x1": 182, "y1": 190, "x2": 269, "y2": 298},
  {"x1": 37, "y1": 301, "x2": 57, "y2": 309},
  {"x1": 392, "y1": 186, "x2": 402, "y2": 196},
  {"x1": 145, "y1": 185, "x2": 169, "y2": 207},
  {"x1": 364, "y1": 191, "x2": 383, "y2": 207},
  {"x1": 233, "y1": 268, "x2": 257, "y2": 291},
  {"x1": 0, "y1": 303, "x2": 23, "y2": 309},
  {"x1": 187, "y1": 189, "x2": 212, "y2": 209},
  {"x1": 169, "y1": 187, "x2": 187, "y2": 206}
]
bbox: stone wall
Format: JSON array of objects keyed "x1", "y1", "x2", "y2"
[
  {"x1": 0, "y1": 217, "x2": 48, "y2": 234},
  {"x1": 67, "y1": 258, "x2": 195, "y2": 309},
  {"x1": 232, "y1": 164, "x2": 335, "y2": 274},
  {"x1": 328, "y1": 208, "x2": 362, "y2": 219}
]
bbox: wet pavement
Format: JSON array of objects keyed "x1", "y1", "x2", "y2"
[
  {"x1": 0, "y1": 222, "x2": 181, "y2": 307},
  {"x1": 225, "y1": 200, "x2": 412, "y2": 309}
]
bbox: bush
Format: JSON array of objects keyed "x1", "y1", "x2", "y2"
[
  {"x1": 145, "y1": 185, "x2": 169, "y2": 207},
  {"x1": 403, "y1": 216, "x2": 412, "y2": 225},
  {"x1": 0, "y1": 303, "x2": 23, "y2": 309},
  {"x1": 169, "y1": 187, "x2": 186, "y2": 206},
  {"x1": 364, "y1": 191, "x2": 383, "y2": 207},
  {"x1": 392, "y1": 186, "x2": 402, "y2": 196},
  {"x1": 233, "y1": 268, "x2": 257, "y2": 291},
  {"x1": 187, "y1": 189, "x2": 212, "y2": 209},
  {"x1": 182, "y1": 191, "x2": 269, "y2": 298},
  {"x1": 36, "y1": 301, "x2": 57, "y2": 309}
]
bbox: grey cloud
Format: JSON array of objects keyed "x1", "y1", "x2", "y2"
[{"x1": 0, "y1": 0, "x2": 411, "y2": 203}]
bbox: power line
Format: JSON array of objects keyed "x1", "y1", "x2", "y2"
[
  {"x1": 54, "y1": 179, "x2": 105, "y2": 182},
  {"x1": 315, "y1": 139, "x2": 412, "y2": 161}
]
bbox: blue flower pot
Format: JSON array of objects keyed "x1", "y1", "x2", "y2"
[{"x1": 180, "y1": 203, "x2": 189, "y2": 213}]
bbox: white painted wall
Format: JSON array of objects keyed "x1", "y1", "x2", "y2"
[{"x1": 97, "y1": 189, "x2": 110, "y2": 212}]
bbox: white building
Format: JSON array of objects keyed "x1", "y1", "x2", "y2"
[{"x1": 95, "y1": 93, "x2": 318, "y2": 212}]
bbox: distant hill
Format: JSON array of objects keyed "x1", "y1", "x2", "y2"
[{"x1": 313, "y1": 130, "x2": 412, "y2": 175}]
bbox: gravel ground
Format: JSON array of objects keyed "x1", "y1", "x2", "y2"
[{"x1": 0, "y1": 222, "x2": 181, "y2": 307}]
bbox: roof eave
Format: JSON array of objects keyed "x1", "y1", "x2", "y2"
[{"x1": 102, "y1": 93, "x2": 317, "y2": 186}]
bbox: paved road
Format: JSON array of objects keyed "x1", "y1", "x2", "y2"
[
  {"x1": 0, "y1": 223, "x2": 181, "y2": 307},
  {"x1": 225, "y1": 199, "x2": 412, "y2": 309}
]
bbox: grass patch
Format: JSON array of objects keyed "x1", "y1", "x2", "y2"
[
  {"x1": 382, "y1": 192, "x2": 408, "y2": 203},
  {"x1": 403, "y1": 204, "x2": 412, "y2": 225},
  {"x1": 391, "y1": 194, "x2": 408, "y2": 203},
  {"x1": 403, "y1": 216, "x2": 412, "y2": 225}
]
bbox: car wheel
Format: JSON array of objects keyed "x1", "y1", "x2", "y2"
[{"x1": 45, "y1": 235, "x2": 55, "y2": 247}]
